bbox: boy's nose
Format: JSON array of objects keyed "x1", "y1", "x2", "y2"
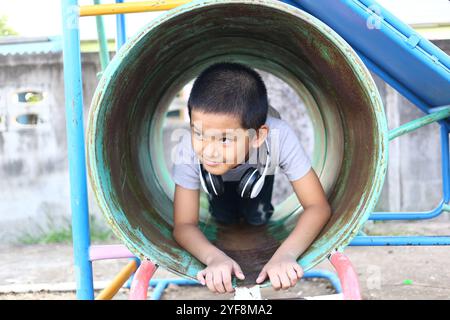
[{"x1": 203, "y1": 142, "x2": 220, "y2": 160}]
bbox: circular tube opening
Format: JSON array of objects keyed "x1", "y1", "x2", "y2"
[{"x1": 87, "y1": 0, "x2": 388, "y2": 282}]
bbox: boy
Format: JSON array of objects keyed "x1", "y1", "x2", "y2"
[{"x1": 171, "y1": 62, "x2": 331, "y2": 294}]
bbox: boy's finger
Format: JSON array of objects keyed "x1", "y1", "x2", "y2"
[
  {"x1": 279, "y1": 273, "x2": 291, "y2": 290},
  {"x1": 197, "y1": 270, "x2": 206, "y2": 286},
  {"x1": 293, "y1": 264, "x2": 304, "y2": 278},
  {"x1": 233, "y1": 263, "x2": 245, "y2": 280},
  {"x1": 287, "y1": 267, "x2": 298, "y2": 286},
  {"x1": 268, "y1": 271, "x2": 281, "y2": 290},
  {"x1": 213, "y1": 270, "x2": 226, "y2": 293},
  {"x1": 205, "y1": 272, "x2": 216, "y2": 293},
  {"x1": 221, "y1": 270, "x2": 234, "y2": 293},
  {"x1": 256, "y1": 269, "x2": 267, "y2": 284}
]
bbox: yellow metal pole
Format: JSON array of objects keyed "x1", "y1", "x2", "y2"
[
  {"x1": 95, "y1": 260, "x2": 138, "y2": 300},
  {"x1": 79, "y1": 0, "x2": 192, "y2": 16}
]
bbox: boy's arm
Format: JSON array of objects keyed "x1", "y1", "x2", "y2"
[
  {"x1": 172, "y1": 184, "x2": 227, "y2": 265},
  {"x1": 271, "y1": 168, "x2": 331, "y2": 259},
  {"x1": 256, "y1": 168, "x2": 331, "y2": 288},
  {"x1": 172, "y1": 184, "x2": 245, "y2": 293}
]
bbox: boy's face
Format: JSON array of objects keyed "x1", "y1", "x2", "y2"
[{"x1": 190, "y1": 110, "x2": 265, "y2": 176}]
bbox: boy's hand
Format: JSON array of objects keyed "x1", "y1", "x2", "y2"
[
  {"x1": 197, "y1": 253, "x2": 245, "y2": 293},
  {"x1": 255, "y1": 254, "x2": 303, "y2": 290}
]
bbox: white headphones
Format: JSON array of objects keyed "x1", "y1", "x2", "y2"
[{"x1": 198, "y1": 139, "x2": 271, "y2": 199}]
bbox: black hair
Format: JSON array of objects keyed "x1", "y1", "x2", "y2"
[{"x1": 187, "y1": 62, "x2": 269, "y2": 130}]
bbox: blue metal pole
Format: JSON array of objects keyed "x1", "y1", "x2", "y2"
[
  {"x1": 350, "y1": 235, "x2": 450, "y2": 246},
  {"x1": 369, "y1": 199, "x2": 446, "y2": 220},
  {"x1": 149, "y1": 279, "x2": 199, "y2": 300},
  {"x1": 303, "y1": 270, "x2": 342, "y2": 293},
  {"x1": 61, "y1": 0, "x2": 94, "y2": 300},
  {"x1": 441, "y1": 125, "x2": 450, "y2": 202},
  {"x1": 116, "y1": 0, "x2": 127, "y2": 51},
  {"x1": 151, "y1": 281, "x2": 168, "y2": 300}
]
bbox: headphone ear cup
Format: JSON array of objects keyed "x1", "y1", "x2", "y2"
[
  {"x1": 199, "y1": 165, "x2": 210, "y2": 194},
  {"x1": 208, "y1": 173, "x2": 224, "y2": 196},
  {"x1": 237, "y1": 167, "x2": 261, "y2": 199},
  {"x1": 200, "y1": 164, "x2": 224, "y2": 196}
]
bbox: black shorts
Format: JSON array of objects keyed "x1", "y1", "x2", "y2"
[{"x1": 207, "y1": 174, "x2": 275, "y2": 226}]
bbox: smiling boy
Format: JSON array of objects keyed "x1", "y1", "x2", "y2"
[{"x1": 171, "y1": 62, "x2": 331, "y2": 294}]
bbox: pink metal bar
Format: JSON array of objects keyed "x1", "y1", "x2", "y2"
[
  {"x1": 89, "y1": 244, "x2": 135, "y2": 261},
  {"x1": 129, "y1": 260, "x2": 158, "y2": 300},
  {"x1": 329, "y1": 251, "x2": 362, "y2": 300}
]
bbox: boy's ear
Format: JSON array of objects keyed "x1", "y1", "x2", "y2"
[{"x1": 250, "y1": 125, "x2": 269, "y2": 148}]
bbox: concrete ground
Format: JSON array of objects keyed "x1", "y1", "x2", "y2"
[{"x1": 0, "y1": 220, "x2": 449, "y2": 300}]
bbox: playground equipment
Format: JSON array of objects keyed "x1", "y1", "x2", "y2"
[{"x1": 61, "y1": 0, "x2": 450, "y2": 300}]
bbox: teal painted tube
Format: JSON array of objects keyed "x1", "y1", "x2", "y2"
[
  {"x1": 61, "y1": 0, "x2": 94, "y2": 300},
  {"x1": 86, "y1": 0, "x2": 388, "y2": 285}
]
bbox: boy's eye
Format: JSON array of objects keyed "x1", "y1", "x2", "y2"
[
  {"x1": 194, "y1": 131, "x2": 202, "y2": 139},
  {"x1": 222, "y1": 137, "x2": 234, "y2": 144}
]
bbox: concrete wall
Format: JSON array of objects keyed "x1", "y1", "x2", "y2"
[
  {"x1": 0, "y1": 52, "x2": 104, "y2": 242},
  {"x1": 0, "y1": 40, "x2": 448, "y2": 243}
]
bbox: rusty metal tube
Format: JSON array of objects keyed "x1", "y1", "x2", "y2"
[{"x1": 86, "y1": 0, "x2": 388, "y2": 284}]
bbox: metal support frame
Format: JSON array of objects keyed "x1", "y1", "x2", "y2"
[{"x1": 61, "y1": 0, "x2": 450, "y2": 300}]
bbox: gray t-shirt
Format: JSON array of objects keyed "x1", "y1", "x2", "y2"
[{"x1": 171, "y1": 116, "x2": 311, "y2": 190}]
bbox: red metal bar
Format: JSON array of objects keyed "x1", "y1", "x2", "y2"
[
  {"x1": 129, "y1": 260, "x2": 158, "y2": 300},
  {"x1": 329, "y1": 251, "x2": 362, "y2": 300}
]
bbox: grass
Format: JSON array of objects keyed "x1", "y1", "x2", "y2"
[
  {"x1": 18, "y1": 216, "x2": 117, "y2": 245},
  {"x1": 19, "y1": 227, "x2": 72, "y2": 245}
]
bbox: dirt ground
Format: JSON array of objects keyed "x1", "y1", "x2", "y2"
[{"x1": 1, "y1": 220, "x2": 450, "y2": 300}]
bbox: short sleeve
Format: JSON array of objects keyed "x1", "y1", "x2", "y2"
[
  {"x1": 170, "y1": 133, "x2": 200, "y2": 190},
  {"x1": 278, "y1": 124, "x2": 312, "y2": 182}
]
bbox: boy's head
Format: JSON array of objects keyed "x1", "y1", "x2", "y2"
[{"x1": 187, "y1": 62, "x2": 270, "y2": 175}]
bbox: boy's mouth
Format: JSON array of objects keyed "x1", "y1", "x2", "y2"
[{"x1": 203, "y1": 159, "x2": 221, "y2": 167}]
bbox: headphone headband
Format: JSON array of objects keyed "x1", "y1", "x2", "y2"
[{"x1": 260, "y1": 138, "x2": 271, "y2": 177}]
